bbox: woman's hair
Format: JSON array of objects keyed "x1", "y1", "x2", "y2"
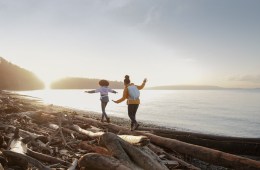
[
  {"x1": 99, "y1": 79, "x2": 109, "y2": 86},
  {"x1": 124, "y1": 75, "x2": 130, "y2": 85}
]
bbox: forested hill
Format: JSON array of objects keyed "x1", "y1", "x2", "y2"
[
  {"x1": 50, "y1": 77, "x2": 124, "y2": 89},
  {"x1": 0, "y1": 57, "x2": 44, "y2": 90}
]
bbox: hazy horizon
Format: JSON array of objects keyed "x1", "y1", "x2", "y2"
[{"x1": 1, "y1": 0, "x2": 260, "y2": 88}]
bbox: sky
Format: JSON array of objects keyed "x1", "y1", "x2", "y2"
[{"x1": 1, "y1": 0, "x2": 260, "y2": 88}]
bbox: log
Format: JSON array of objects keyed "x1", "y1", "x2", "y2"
[
  {"x1": 118, "y1": 135, "x2": 149, "y2": 146},
  {"x1": 72, "y1": 124, "x2": 149, "y2": 145},
  {"x1": 1, "y1": 124, "x2": 46, "y2": 141},
  {"x1": 48, "y1": 123, "x2": 89, "y2": 140},
  {"x1": 72, "y1": 124, "x2": 104, "y2": 138},
  {"x1": 74, "y1": 115, "x2": 260, "y2": 170},
  {"x1": 139, "y1": 132, "x2": 260, "y2": 170},
  {"x1": 4, "y1": 129, "x2": 51, "y2": 170},
  {"x1": 67, "y1": 158, "x2": 78, "y2": 170},
  {"x1": 8, "y1": 137, "x2": 27, "y2": 154},
  {"x1": 27, "y1": 148, "x2": 71, "y2": 166},
  {"x1": 79, "y1": 141, "x2": 111, "y2": 155},
  {"x1": 100, "y1": 132, "x2": 168, "y2": 170},
  {"x1": 31, "y1": 139, "x2": 53, "y2": 154},
  {"x1": 148, "y1": 143, "x2": 200, "y2": 170},
  {"x1": 5, "y1": 129, "x2": 29, "y2": 169},
  {"x1": 139, "y1": 127, "x2": 260, "y2": 156},
  {"x1": 3, "y1": 151, "x2": 51, "y2": 170},
  {"x1": 141, "y1": 146, "x2": 172, "y2": 168},
  {"x1": 78, "y1": 153, "x2": 131, "y2": 170}
]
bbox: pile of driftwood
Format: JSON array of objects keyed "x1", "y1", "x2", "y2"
[{"x1": 0, "y1": 91, "x2": 260, "y2": 170}]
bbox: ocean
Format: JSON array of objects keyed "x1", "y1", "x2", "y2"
[{"x1": 15, "y1": 89, "x2": 260, "y2": 138}]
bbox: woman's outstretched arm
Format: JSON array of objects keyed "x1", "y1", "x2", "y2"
[
  {"x1": 136, "y1": 78, "x2": 147, "y2": 90},
  {"x1": 113, "y1": 88, "x2": 127, "y2": 103}
]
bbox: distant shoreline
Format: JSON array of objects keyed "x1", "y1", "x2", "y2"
[{"x1": 146, "y1": 85, "x2": 260, "y2": 90}]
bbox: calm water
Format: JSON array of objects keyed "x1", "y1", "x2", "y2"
[{"x1": 15, "y1": 89, "x2": 260, "y2": 137}]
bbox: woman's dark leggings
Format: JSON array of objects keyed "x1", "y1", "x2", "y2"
[
  {"x1": 128, "y1": 104, "x2": 139, "y2": 127},
  {"x1": 101, "y1": 102, "x2": 108, "y2": 120}
]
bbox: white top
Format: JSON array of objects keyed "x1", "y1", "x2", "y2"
[{"x1": 95, "y1": 86, "x2": 115, "y2": 96}]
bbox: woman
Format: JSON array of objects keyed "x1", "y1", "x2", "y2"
[
  {"x1": 85, "y1": 79, "x2": 117, "y2": 123},
  {"x1": 113, "y1": 75, "x2": 147, "y2": 131}
]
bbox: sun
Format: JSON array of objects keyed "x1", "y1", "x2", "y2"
[{"x1": 39, "y1": 75, "x2": 60, "y2": 89}]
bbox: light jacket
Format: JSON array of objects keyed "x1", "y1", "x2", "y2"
[
  {"x1": 114, "y1": 82, "x2": 146, "y2": 105},
  {"x1": 88, "y1": 86, "x2": 116, "y2": 96}
]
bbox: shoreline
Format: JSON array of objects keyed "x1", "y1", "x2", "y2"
[
  {"x1": 4, "y1": 90, "x2": 260, "y2": 138},
  {"x1": 3, "y1": 90, "x2": 173, "y2": 131}
]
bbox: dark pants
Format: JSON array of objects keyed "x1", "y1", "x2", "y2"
[
  {"x1": 101, "y1": 102, "x2": 108, "y2": 120},
  {"x1": 128, "y1": 104, "x2": 139, "y2": 127}
]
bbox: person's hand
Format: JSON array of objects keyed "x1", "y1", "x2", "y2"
[{"x1": 143, "y1": 78, "x2": 147, "y2": 83}]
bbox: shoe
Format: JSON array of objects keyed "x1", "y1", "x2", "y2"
[
  {"x1": 133, "y1": 123, "x2": 139, "y2": 130},
  {"x1": 130, "y1": 123, "x2": 134, "y2": 131},
  {"x1": 100, "y1": 119, "x2": 104, "y2": 123},
  {"x1": 107, "y1": 118, "x2": 110, "y2": 123}
]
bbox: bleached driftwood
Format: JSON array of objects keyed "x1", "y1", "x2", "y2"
[{"x1": 72, "y1": 124, "x2": 149, "y2": 145}]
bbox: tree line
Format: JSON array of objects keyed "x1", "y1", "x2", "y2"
[
  {"x1": 50, "y1": 77, "x2": 124, "y2": 89},
  {"x1": 0, "y1": 57, "x2": 124, "y2": 90},
  {"x1": 0, "y1": 57, "x2": 44, "y2": 90}
]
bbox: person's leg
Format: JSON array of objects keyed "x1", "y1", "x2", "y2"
[
  {"x1": 128, "y1": 104, "x2": 137, "y2": 130},
  {"x1": 103, "y1": 102, "x2": 110, "y2": 122},
  {"x1": 101, "y1": 102, "x2": 108, "y2": 122},
  {"x1": 132, "y1": 104, "x2": 139, "y2": 130}
]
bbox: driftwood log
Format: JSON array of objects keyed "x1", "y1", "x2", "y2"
[
  {"x1": 79, "y1": 153, "x2": 131, "y2": 170},
  {"x1": 139, "y1": 127, "x2": 260, "y2": 156},
  {"x1": 3, "y1": 128, "x2": 52, "y2": 170},
  {"x1": 100, "y1": 132, "x2": 168, "y2": 170},
  {"x1": 148, "y1": 143, "x2": 200, "y2": 170},
  {"x1": 72, "y1": 124, "x2": 149, "y2": 145},
  {"x1": 3, "y1": 151, "x2": 51, "y2": 170},
  {"x1": 78, "y1": 132, "x2": 168, "y2": 170},
  {"x1": 74, "y1": 115, "x2": 260, "y2": 170}
]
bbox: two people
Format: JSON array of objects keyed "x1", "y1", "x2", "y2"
[{"x1": 86, "y1": 75, "x2": 147, "y2": 131}]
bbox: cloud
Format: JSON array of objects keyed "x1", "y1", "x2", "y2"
[{"x1": 229, "y1": 74, "x2": 260, "y2": 83}]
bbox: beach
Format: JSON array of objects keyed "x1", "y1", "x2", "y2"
[{"x1": 1, "y1": 90, "x2": 260, "y2": 170}]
